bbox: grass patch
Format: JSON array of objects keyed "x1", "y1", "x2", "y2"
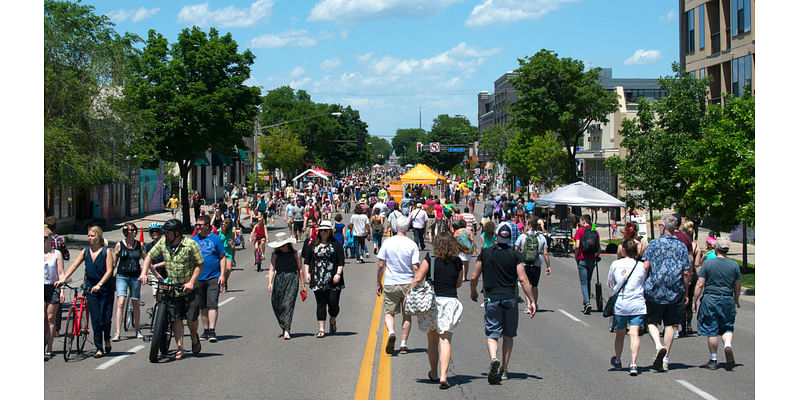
[
  {"x1": 740, "y1": 273, "x2": 755, "y2": 290},
  {"x1": 603, "y1": 239, "x2": 622, "y2": 245}
]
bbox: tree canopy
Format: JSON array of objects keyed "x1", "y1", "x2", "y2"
[
  {"x1": 509, "y1": 49, "x2": 619, "y2": 182},
  {"x1": 124, "y1": 26, "x2": 261, "y2": 227}
]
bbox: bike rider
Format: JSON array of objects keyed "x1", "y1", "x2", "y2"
[{"x1": 139, "y1": 219, "x2": 204, "y2": 360}]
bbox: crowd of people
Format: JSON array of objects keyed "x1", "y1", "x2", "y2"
[{"x1": 44, "y1": 167, "x2": 743, "y2": 387}]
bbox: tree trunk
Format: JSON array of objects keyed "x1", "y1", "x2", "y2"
[
  {"x1": 741, "y1": 221, "x2": 749, "y2": 273},
  {"x1": 648, "y1": 198, "x2": 655, "y2": 241},
  {"x1": 179, "y1": 160, "x2": 192, "y2": 231}
]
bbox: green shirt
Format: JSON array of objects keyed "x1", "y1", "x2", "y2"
[
  {"x1": 148, "y1": 237, "x2": 204, "y2": 296},
  {"x1": 218, "y1": 230, "x2": 234, "y2": 258}
]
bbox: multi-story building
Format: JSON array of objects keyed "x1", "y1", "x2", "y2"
[
  {"x1": 476, "y1": 72, "x2": 518, "y2": 169},
  {"x1": 680, "y1": 0, "x2": 754, "y2": 103}
]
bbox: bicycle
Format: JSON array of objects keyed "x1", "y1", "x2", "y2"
[
  {"x1": 122, "y1": 296, "x2": 144, "y2": 333},
  {"x1": 145, "y1": 278, "x2": 182, "y2": 363},
  {"x1": 62, "y1": 283, "x2": 90, "y2": 362},
  {"x1": 254, "y1": 240, "x2": 264, "y2": 272}
]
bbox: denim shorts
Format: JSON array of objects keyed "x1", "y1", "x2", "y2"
[
  {"x1": 612, "y1": 314, "x2": 646, "y2": 330},
  {"x1": 697, "y1": 294, "x2": 736, "y2": 336},
  {"x1": 484, "y1": 298, "x2": 519, "y2": 339},
  {"x1": 116, "y1": 275, "x2": 142, "y2": 300}
]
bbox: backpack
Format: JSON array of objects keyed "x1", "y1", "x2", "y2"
[
  {"x1": 523, "y1": 232, "x2": 543, "y2": 264},
  {"x1": 580, "y1": 226, "x2": 600, "y2": 254},
  {"x1": 456, "y1": 229, "x2": 474, "y2": 254},
  {"x1": 442, "y1": 204, "x2": 453, "y2": 218}
]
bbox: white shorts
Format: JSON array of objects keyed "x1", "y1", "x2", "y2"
[{"x1": 417, "y1": 296, "x2": 463, "y2": 334}]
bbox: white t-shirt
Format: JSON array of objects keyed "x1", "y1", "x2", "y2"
[
  {"x1": 351, "y1": 214, "x2": 369, "y2": 236},
  {"x1": 377, "y1": 235, "x2": 420, "y2": 285},
  {"x1": 373, "y1": 201, "x2": 388, "y2": 217},
  {"x1": 607, "y1": 258, "x2": 647, "y2": 316}
]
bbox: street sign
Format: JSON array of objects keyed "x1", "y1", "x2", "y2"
[
  {"x1": 447, "y1": 147, "x2": 465, "y2": 152},
  {"x1": 430, "y1": 142, "x2": 440, "y2": 152}
]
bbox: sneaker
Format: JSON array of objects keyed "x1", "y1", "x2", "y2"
[
  {"x1": 488, "y1": 359, "x2": 501, "y2": 384},
  {"x1": 706, "y1": 359, "x2": 718, "y2": 370},
  {"x1": 111, "y1": 334, "x2": 121, "y2": 342},
  {"x1": 385, "y1": 333, "x2": 396, "y2": 354},
  {"x1": 610, "y1": 356, "x2": 622, "y2": 369},
  {"x1": 724, "y1": 347, "x2": 735, "y2": 370},
  {"x1": 373, "y1": 247, "x2": 377, "y2": 255},
  {"x1": 500, "y1": 369, "x2": 508, "y2": 381},
  {"x1": 653, "y1": 347, "x2": 667, "y2": 372},
  {"x1": 136, "y1": 330, "x2": 144, "y2": 339},
  {"x1": 200, "y1": 330, "x2": 209, "y2": 341},
  {"x1": 583, "y1": 303, "x2": 592, "y2": 315},
  {"x1": 662, "y1": 361, "x2": 669, "y2": 371},
  {"x1": 629, "y1": 365, "x2": 638, "y2": 376},
  {"x1": 208, "y1": 330, "x2": 217, "y2": 343}
]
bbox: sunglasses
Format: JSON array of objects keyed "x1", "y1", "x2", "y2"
[
  {"x1": 195, "y1": 223, "x2": 207, "y2": 228},
  {"x1": 123, "y1": 228, "x2": 138, "y2": 234}
]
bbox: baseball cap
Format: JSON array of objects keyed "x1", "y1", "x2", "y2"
[
  {"x1": 714, "y1": 237, "x2": 731, "y2": 251},
  {"x1": 496, "y1": 224, "x2": 512, "y2": 244}
]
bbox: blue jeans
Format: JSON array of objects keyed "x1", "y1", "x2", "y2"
[
  {"x1": 577, "y1": 258, "x2": 596, "y2": 305},
  {"x1": 354, "y1": 236, "x2": 367, "y2": 260}
]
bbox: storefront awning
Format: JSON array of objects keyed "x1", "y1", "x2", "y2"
[
  {"x1": 237, "y1": 148, "x2": 249, "y2": 162},
  {"x1": 194, "y1": 155, "x2": 210, "y2": 166},
  {"x1": 211, "y1": 153, "x2": 234, "y2": 166}
]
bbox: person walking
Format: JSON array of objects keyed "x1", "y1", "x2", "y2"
[
  {"x1": 574, "y1": 215, "x2": 600, "y2": 315},
  {"x1": 608, "y1": 239, "x2": 648, "y2": 376},
  {"x1": 191, "y1": 215, "x2": 226, "y2": 343},
  {"x1": 641, "y1": 214, "x2": 691, "y2": 372},
  {"x1": 376, "y1": 216, "x2": 419, "y2": 354},
  {"x1": 409, "y1": 203, "x2": 429, "y2": 251},
  {"x1": 267, "y1": 232, "x2": 305, "y2": 340},
  {"x1": 303, "y1": 221, "x2": 346, "y2": 338},
  {"x1": 112, "y1": 223, "x2": 145, "y2": 341},
  {"x1": 166, "y1": 193, "x2": 180, "y2": 218},
  {"x1": 469, "y1": 223, "x2": 536, "y2": 384},
  {"x1": 44, "y1": 225, "x2": 65, "y2": 360},
  {"x1": 692, "y1": 237, "x2": 741, "y2": 370},
  {"x1": 370, "y1": 212, "x2": 385, "y2": 255},
  {"x1": 411, "y1": 233, "x2": 465, "y2": 389},
  {"x1": 192, "y1": 191, "x2": 202, "y2": 223},
  {"x1": 350, "y1": 206, "x2": 369, "y2": 263},
  {"x1": 515, "y1": 218, "x2": 551, "y2": 311},
  {"x1": 56, "y1": 226, "x2": 115, "y2": 358}
]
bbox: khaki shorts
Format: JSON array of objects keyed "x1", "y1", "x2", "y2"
[{"x1": 382, "y1": 284, "x2": 410, "y2": 315}]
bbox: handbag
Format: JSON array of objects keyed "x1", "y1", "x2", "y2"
[
  {"x1": 603, "y1": 261, "x2": 638, "y2": 318},
  {"x1": 405, "y1": 258, "x2": 436, "y2": 316}
]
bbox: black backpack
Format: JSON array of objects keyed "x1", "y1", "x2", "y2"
[{"x1": 580, "y1": 226, "x2": 600, "y2": 254}]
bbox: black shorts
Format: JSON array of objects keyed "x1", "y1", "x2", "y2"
[
  {"x1": 293, "y1": 221, "x2": 304, "y2": 232},
  {"x1": 44, "y1": 284, "x2": 61, "y2": 304},
  {"x1": 646, "y1": 299, "x2": 685, "y2": 326},
  {"x1": 166, "y1": 291, "x2": 200, "y2": 322},
  {"x1": 196, "y1": 278, "x2": 220, "y2": 309},
  {"x1": 524, "y1": 264, "x2": 542, "y2": 287}
]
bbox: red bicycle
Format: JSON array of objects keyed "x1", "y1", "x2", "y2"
[{"x1": 62, "y1": 283, "x2": 90, "y2": 361}]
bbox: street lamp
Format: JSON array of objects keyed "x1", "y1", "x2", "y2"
[{"x1": 253, "y1": 112, "x2": 342, "y2": 193}]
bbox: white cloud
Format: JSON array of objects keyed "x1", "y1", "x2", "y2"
[
  {"x1": 107, "y1": 7, "x2": 160, "y2": 23},
  {"x1": 178, "y1": 0, "x2": 275, "y2": 28},
  {"x1": 250, "y1": 30, "x2": 319, "y2": 48},
  {"x1": 624, "y1": 49, "x2": 662, "y2": 65},
  {"x1": 290, "y1": 66, "x2": 305, "y2": 78},
  {"x1": 320, "y1": 57, "x2": 341, "y2": 72},
  {"x1": 308, "y1": 0, "x2": 463, "y2": 25},
  {"x1": 465, "y1": 0, "x2": 579, "y2": 28},
  {"x1": 659, "y1": 9, "x2": 676, "y2": 24},
  {"x1": 364, "y1": 42, "x2": 501, "y2": 77}
]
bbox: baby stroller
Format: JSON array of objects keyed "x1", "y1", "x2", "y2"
[{"x1": 234, "y1": 227, "x2": 245, "y2": 249}]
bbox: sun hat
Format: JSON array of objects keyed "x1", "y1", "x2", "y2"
[
  {"x1": 267, "y1": 231, "x2": 297, "y2": 248},
  {"x1": 318, "y1": 220, "x2": 334, "y2": 230}
]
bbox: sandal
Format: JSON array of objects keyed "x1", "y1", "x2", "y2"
[
  {"x1": 93, "y1": 350, "x2": 104, "y2": 358},
  {"x1": 174, "y1": 349, "x2": 184, "y2": 360},
  {"x1": 330, "y1": 320, "x2": 337, "y2": 335},
  {"x1": 428, "y1": 370, "x2": 438, "y2": 382},
  {"x1": 316, "y1": 331, "x2": 325, "y2": 338},
  {"x1": 44, "y1": 351, "x2": 53, "y2": 359},
  {"x1": 439, "y1": 380, "x2": 450, "y2": 390}
]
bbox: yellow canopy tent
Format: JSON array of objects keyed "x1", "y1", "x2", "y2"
[{"x1": 399, "y1": 164, "x2": 446, "y2": 199}]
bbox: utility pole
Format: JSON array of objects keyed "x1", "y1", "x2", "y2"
[
  {"x1": 253, "y1": 115, "x2": 260, "y2": 193},
  {"x1": 419, "y1": 107, "x2": 422, "y2": 130}
]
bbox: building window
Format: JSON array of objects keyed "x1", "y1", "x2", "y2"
[
  {"x1": 731, "y1": 55, "x2": 752, "y2": 97},
  {"x1": 686, "y1": 9, "x2": 695, "y2": 53},
  {"x1": 699, "y1": 4, "x2": 705, "y2": 50},
  {"x1": 731, "y1": 0, "x2": 751, "y2": 37}
]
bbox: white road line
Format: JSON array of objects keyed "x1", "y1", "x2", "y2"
[
  {"x1": 219, "y1": 297, "x2": 236, "y2": 306},
  {"x1": 676, "y1": 380, "x2": 719, "y2": 400},
  {"x1": 96, "y1": 345, "x2": 145, "y2": 370},
  {"x1": 558, "y1": 309, "x2": 590, "y2": 327}
]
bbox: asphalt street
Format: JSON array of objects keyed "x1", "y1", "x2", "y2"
[{"x1": 44, "y1": 202, "x2": 755, "y2": 399}]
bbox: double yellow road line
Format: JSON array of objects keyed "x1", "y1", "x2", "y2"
[{"x1": 354, "y1": 294, "x2": 392, "y2": 400}]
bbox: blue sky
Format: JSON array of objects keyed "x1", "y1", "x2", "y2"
[{"x1": 80, "y1": 0, "x2": 679, "y2": 141}]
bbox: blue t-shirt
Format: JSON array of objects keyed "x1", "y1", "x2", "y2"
[{"x1": 191, "y1": 233, "x2": 225, "y2": 280}]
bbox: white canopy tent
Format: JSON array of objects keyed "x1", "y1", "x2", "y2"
[
  {"x1": 535, "y1": 181, "x2": 625, "y2": 208},
  {"x1": 292, "y1": 168, "x2": 330, "y2": 183}
]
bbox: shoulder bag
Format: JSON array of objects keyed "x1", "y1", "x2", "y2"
[
  {"x1": 603, "y1": 261, "x2": 638, "y2": 318},
  {"x1": 405, "y1": 258, "x2": 436, "y2": 316}
]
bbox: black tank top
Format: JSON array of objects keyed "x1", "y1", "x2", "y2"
[{"x1": 117, "y1": 241, "x2": 142, "y2": 277}]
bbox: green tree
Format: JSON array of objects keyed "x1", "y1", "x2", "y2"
[
  {"x1": 44, "y1": 0, "x2": 142, "y2": 215},
  {"x1": 124, "y1": 27, "x2": 261, "y2": 228},
  {"x1": 425, "y1": 114, "x2": 477, "y2": 171},
  {"x1": 504, "y1": 132, "x2": 572, "y2": 190},
  {"x1": 509, "y1": 49, "x2": 619, "y2": 181},
  {"x1": 678, "y1": 93, "x2": 754, "y2": 232},
  {"x1": 259, "y1": 127, "x2": 306, "y2": 175},
  {"x1": 478, "y1": 123, "x2": 517, "y2": 164},
  {"x1": 392, "y1": 128, "x2": 428, "y2": 166},
  {"x1": 367, "y1": 136, "x2": 393, "y2": 164}
]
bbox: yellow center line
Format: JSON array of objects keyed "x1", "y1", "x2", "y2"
[
  {"x1": 375, "y1": 324, "x2": 391, "y2": 399},
  {"x1": 354, "y1": 294, "x2": 385, "y2": 400}
]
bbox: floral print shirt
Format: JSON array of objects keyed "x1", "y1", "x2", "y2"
[
  {"x1": 641, "y1": 234, "x2": 691, "y2": 304},
  {"x1": 305, "y1": 241, "x2": 345, "y2": 291}
]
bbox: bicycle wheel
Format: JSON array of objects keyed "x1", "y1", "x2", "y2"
[
  {"x1": 149, "y1": 302, "x2": 169, "y2": 362},
  {"x1": 161, "y1": 325, "x2": 171, "y2": 355},
  {"x1": 77, "y1": 309, "x2": 89, "y2": 354},
  {"x1": 123, "y1": 297, "x2": 131, "y2": 332},
  {"x1": 63, "y1": 308, "x2": 75, "y2": 362}
]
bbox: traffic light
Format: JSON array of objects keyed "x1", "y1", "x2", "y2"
[{"x1": 416, "y1": 142, "x2": 423, "y2": 152}]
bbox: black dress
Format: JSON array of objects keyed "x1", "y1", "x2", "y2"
[{"x1": 271, "y1": 251, "x2": 300, "y2": 333}]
